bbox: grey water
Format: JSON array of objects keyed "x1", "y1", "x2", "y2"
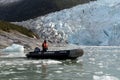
[{"x1": 0, "y1": 46, "x2": 120, "y2": 80}]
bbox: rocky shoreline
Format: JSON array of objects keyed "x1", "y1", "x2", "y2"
[
  {"x1": 0, "y1": 30, "x2": 69, "y2": 52},
  {"x1": 0, "y1": 30, "x2": 42, "y2": 50}
]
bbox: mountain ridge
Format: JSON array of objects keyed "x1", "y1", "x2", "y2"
[
  {"x1": 0, "y1": 21, "x2": 41, "y2": 49},
  {"x1": 0, "y1": 0, "x2": 95, "y2": 21}
]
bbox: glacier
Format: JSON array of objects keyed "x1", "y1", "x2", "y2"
[{"x1": 14, "y1": 0, "x2": 120, "y2": 46}]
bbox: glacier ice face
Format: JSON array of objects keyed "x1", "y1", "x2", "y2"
[{"x1": 14, "y1": 0, "x2": 120, "y2": 46}]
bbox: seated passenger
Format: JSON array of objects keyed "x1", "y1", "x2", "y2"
[{"x1": 34, "y1": 47, "x2": 41, "y2": 53}]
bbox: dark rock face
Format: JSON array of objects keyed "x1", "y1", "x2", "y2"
[{"x1": 0, "y1": 0, "x2": 95, "y2": 21}]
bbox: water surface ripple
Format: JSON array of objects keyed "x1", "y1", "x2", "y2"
[{"x1": 0, "y1": 46, "x2": 120, "y2": 80}]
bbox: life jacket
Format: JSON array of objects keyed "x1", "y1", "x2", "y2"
[{"x1": 43, "y1": 43, "x2": 48, "y2": 48}]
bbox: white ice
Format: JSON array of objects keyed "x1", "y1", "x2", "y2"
[
  {"x1": 2, "y1": 44, "x2": 24, "y2": 52},
  {"x1": 14, "y1": 0, "x2": 120, "y2": 46},
  {"x1": 93, "y1": 75, "x2": 119, "y2": 80}
]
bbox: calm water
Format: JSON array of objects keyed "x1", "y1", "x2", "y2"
[{"x1": 0, "y1": 46, "x2": 120, "y2": 80}]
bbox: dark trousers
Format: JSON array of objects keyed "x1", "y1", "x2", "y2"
[{"x1": 42, "y1": 48, "x2": 47, "y2": 52}]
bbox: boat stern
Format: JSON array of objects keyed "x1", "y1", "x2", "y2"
[{"x1": 69, "y1": 49, "x2": 84, "y2": 58}]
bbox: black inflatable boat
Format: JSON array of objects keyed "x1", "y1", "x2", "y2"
[{"x1": 26, "y1": 49, "x2": 84, "y2": 60}]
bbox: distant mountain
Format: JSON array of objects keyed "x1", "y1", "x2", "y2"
[{"x1": 0, "y1": 0, "x2": 95, "y2": 21}]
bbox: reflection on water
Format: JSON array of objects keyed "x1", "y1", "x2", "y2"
[
  {"x1": 41, "y1": 61, "x2": 47, "y2": 79},
  {"x1": 0, "y1": 46, "x2": 120, "y2": 80}
]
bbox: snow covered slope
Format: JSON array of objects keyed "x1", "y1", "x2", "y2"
[{"x1": 14, "y1": 0, "x2": 120, "y2": 46}]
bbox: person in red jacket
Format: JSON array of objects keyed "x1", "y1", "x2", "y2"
[{"x1": 42, "y1": 40, "x2": 48, "y2": 52}]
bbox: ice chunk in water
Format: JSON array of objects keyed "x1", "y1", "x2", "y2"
[
  {"x1": 93, "y1": 75, "x2": 119, "y2": 80},
  {"x1": 2, "y1": 44, "x2": 24, "y2": 52}
]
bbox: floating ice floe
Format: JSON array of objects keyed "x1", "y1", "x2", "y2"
[
  {"x1": 93, "y1": 75, "x2": 119, "y2": 80},
  {"x1": 2, "y1": 44, "x2": 24, "y2": 52},
  {"x1": 42, "y1": 60, "x2": 62, "y2": 64}
]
